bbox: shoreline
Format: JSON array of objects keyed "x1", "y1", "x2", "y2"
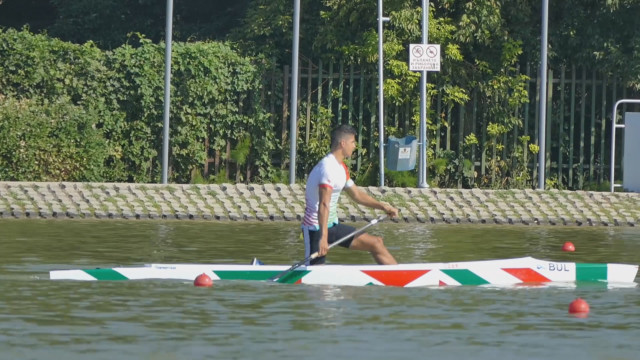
[{"x1": 0, "y1": 181, "x2": 639, "y2": 226}]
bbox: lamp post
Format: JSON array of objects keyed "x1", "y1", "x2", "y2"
[
  {"x1": 289, "y1": 0, "x2": 301, "y2": 185},
  {"x1": 378, "y1": 0, "x2": 389, "y2": 187},
  {"x1": 161, "y1": 0, "x2": 173, "y2": 184},
  {"x1": 537, "y1": 0, "x2": 549, "y2": 189}
]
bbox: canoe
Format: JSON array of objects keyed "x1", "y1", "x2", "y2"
[{"x1": 49, "y1": 257, "x2": 638, "y2": 287}]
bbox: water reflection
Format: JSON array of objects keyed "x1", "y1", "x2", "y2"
[
  {"x1": 1, "y1": 219, "x2": 640, "y2": 359},
  {"x1": 2, "y1": 220, "x2": 640, "y2": 270},
  {"x1": 150, "y1": 223, "x2": 176, "y2": 263},
  {"x1": 303, "y1": 286, "x2": 348, "y2": 327}
]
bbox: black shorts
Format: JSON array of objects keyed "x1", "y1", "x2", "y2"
[{"x1": 302, "y1": 223, "x2": 357, "y2": 265}]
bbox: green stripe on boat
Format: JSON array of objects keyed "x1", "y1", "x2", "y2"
[
  {"x1": 441, "y1": 269, "x2": 490, "y2": 285},
  {"x1": 84, "y1": 269, "x2": 129, "y2": 281},
  {"x1": 215, "y1": 270, "x2": 309, "y2": 284},
  {"x1": 576, "y1": 263, "x2": 607, "y2": 282}
]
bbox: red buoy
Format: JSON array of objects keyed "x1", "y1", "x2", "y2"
[
  {"x1": 194, "y1": 273, "x2": 213, "y2": 287},
  {"x1": 562, "y1": 241, "x2": 576, "y2": 252},
  {"x1": 568, "y1": 297, "x2": 590, "y2": 316}
]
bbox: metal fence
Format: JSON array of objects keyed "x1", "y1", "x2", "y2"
[{"x1": 265, "y1": 59, "x2": 640, "y2": 189}]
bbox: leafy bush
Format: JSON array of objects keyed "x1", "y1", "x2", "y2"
[
  {"x1": 0, "y1": 95, "x2": 107, "y2": 181},
  {"x1": 0, "y1": 29, "x2": 275, "y2": 183},
  {"x1": 0, "y1": 27, "x2": 107, "y2": 104}
]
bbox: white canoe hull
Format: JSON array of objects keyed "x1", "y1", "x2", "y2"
[{"x1": 49, "y1": 257, "x2": 638, "y2": 287}]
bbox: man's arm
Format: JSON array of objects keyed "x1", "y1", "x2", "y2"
[
  {"x1": 317, "y1": 185, "x2": 333, "y2": 257},
  {"x1": 345, "y1": 185, "x2": 399, "y2": 218}
]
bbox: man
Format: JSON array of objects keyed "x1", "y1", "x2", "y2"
[{"x1": 301, "y1": 124, "x2": 399, "y2": 265}]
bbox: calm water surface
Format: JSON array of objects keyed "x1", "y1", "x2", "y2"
[{"x1": 1, "y1": 219, "x2": 639, "y2": 360}]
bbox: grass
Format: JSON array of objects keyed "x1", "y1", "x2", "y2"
[
  {"x1": 188, "y1": 185, "x2": 202, "y2": 195},
  {"x1": 163, "y1": 185, "x2": 177, "y2": 194},
  {"x1": 380, "y1": 193, "x2": 408, "y2": 206},
  {"x1": 180, "y1": 190, "x2": 199, "y2": 207},
  {"x1": 99, "y1": 203, "x2": 109, "y2": 213},
  {"x1": 8, "y1": 190, "x2": 21, "y2": 200}
]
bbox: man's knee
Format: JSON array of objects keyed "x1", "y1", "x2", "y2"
[
  {"x1": 351, "y1": 233, "x2": 384, "y2": 251},
  {"x1": 370, "y1": 235, "x2": 385, "y2": 250}
]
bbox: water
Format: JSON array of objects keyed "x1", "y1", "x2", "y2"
[{"x1": 1, "y1": 219, "x2": 639, "y2": 359}]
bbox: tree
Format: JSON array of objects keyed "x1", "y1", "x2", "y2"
[
  {"x1": 0, "y1": 0, "x2": 56, "y2": 32},
  {"x1": 44, "y1": 0, "x2": 251, "y2": 49}
]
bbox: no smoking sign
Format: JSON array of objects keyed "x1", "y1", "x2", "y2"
[{"x1": 409, "y1": 44, "x2": 441, "y2": 72}]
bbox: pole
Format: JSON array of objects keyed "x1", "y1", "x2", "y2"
[
  {"x1": 378, "y1": 0, "x2": 388, "y2": 187},
  {"x1": 161, "y1": 0, "x2": 173, "y2": 184},
  {"x1": 418, "y1": 0, "x2": 429, "y2": 188},
  {"x1": 289, "y1": 0, "x2": 301, "y2": 185},
  {"x1": 537, "y1": 0, "x2": 549, "y2": 190}
]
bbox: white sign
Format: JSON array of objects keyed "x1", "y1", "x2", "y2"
[
  {"x1": 398, "y1": 147, "x2": 411, "y2": 159},
  {"x1": 409, "y1": 44, "x2": 440, "y2": 72}
]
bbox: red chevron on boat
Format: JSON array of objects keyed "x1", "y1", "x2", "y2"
[
  {"x1": 362, "y1": 270, "x2": 430, "y2": 287},
  {"x1": 502, "y1": 268, "x2": 551, "y2": 283}
]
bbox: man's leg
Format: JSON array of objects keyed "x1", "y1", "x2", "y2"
[{"x1": 349, "y1": 233, "x2": 397, "y2": 265}]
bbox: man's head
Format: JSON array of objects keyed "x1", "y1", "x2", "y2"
[{"x1": 330, "y1": 124, "x2": 357, "y2": 157}]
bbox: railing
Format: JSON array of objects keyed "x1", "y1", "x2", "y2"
[{"x1": 610, "y1": 99, "x2": 640, "y2": 192}]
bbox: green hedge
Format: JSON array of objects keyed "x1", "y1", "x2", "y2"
[
  {"x1": 0, "y1": 27, "x2": 107, "y2": 104},
  {"x1": 0, "y1": 28, "x2": 274, "y2": 183},
  {"x1": 0, "y1": 96, "x2": 107, "y2": 181}
]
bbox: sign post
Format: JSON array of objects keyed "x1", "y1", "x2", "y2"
[
  {"x1": 378, "y1": 0, "x2": 389, "y2": 187},
  {"x1": 413, "y1": 0, "x2": 437, "y2": 188},
  {"x1": 410, "y1": 7, "x2": 440, "y2": 188}
]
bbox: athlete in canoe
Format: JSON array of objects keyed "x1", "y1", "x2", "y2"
[{"x1": 302, "y1": 124, "x2": 399, "y2": 265}]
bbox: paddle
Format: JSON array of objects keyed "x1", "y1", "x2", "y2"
[{"x1": 269, "y1": 214, "x2": 387, "y2": 282}]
